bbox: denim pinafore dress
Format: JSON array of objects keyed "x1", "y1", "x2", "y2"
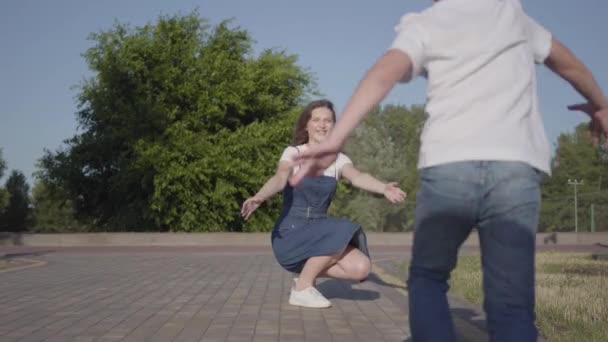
[{"x1": 271, "y1": 157, "x2": 369, "y2": 274}]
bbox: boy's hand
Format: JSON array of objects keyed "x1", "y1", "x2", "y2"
[{"x1": 568, "y1": 103, "x2": 608, "y2": 148}]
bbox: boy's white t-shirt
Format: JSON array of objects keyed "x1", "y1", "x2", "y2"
[
  {"x1": 279, "y1": 144, "x2": 352, "y2": 180},
  {"x1": 389, "y1": 0, "x2": 553, "y2": 174}
]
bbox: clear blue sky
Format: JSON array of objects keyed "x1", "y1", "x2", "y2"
[{"x1": 1, "y1": 0, "x2": 606, "y2": 185}]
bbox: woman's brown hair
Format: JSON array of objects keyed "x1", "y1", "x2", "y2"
[{"x1": 292, "y1": 99, "x2": 336, "y2": 145}]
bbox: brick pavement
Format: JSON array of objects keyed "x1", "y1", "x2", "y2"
[{"x1": 0, "y1": 247, "x2": 493, "y2": 341}]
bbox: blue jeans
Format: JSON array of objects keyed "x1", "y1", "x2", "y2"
[{"x1": 408, "y1": 161, "x2": 543, "y2": 342}]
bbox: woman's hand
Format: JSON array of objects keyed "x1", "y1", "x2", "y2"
[
  {"x1": 383, "y1": 182, "x2": 407, "y2": 203},
  {"x1": 241, "y1": 196, "x2": 263, "y2": 220}
]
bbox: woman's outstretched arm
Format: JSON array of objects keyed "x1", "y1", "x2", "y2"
[
  {"x1": 341, "y1": 164, "x2": 406, "y2": 204},
  {"x1": 241, "y1": 161, "x2": 292, "y2": 220}
]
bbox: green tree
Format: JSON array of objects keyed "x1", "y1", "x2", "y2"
[
  {"x1": 331, "y1": 104, "x2": 426, "y2": 232},
  {"x1": 37, "y1": 11, "x2": 315, "y2": 232},
  {"x1": 0, "y1": 170, "x2": 31, "y2": 231},
  {"x1": 30, "y1": 180, "x2": 81, "y2": 233},
  {"x1": 539, "y1": 124, "x2": 608, "y2": 232}
]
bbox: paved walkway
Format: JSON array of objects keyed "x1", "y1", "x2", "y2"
[{"x1": 0, "y1": 246, "x2": 498, "y2": 341}]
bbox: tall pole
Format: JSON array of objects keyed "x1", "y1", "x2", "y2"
[{"x1": 568, "y1": 179, "x2": 584, "y2": 233}]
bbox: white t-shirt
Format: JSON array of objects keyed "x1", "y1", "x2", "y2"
[
  {"x1": 390, "y1": 0, "x2": 553, "y2": 174},
  {"x1": 279, "y1": 145, "x2": 353, "y2": 180}
]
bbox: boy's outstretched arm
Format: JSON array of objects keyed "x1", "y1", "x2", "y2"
[
  {"x1": 290, "y1": 49, "x2": 413, "y2": 185},
  {"x1": 545, "y1": 38, "x2": 608, "y2": 146}
]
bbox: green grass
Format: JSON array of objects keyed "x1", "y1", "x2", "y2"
[{"x1": 401, "y1": 253, "x2": 608, "y2": 342}]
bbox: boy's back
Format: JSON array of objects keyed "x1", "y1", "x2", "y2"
[{"x1": 391, "y1": 0, "x2": 552, "y2": 172}]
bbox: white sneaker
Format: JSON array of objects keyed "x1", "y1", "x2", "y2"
[{"x1": 289, "y1": 286, "x2": 331, "y2": 308}]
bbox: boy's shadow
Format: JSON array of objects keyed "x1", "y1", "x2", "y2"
[
  {"x1": 400, "y1": 307, "x2": 491, "y2": 342},
  {"x1": 366, "y1": 272, "x2": 408, "y2": 292}
]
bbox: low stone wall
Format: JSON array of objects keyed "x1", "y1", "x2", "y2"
[{"x1": 1, "y1": 232, "x2": 606, "y2": 247}]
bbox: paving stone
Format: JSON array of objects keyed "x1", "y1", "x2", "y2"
[{"x1": 0, "y1": 248, "x2": 493, "y2": 341}]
